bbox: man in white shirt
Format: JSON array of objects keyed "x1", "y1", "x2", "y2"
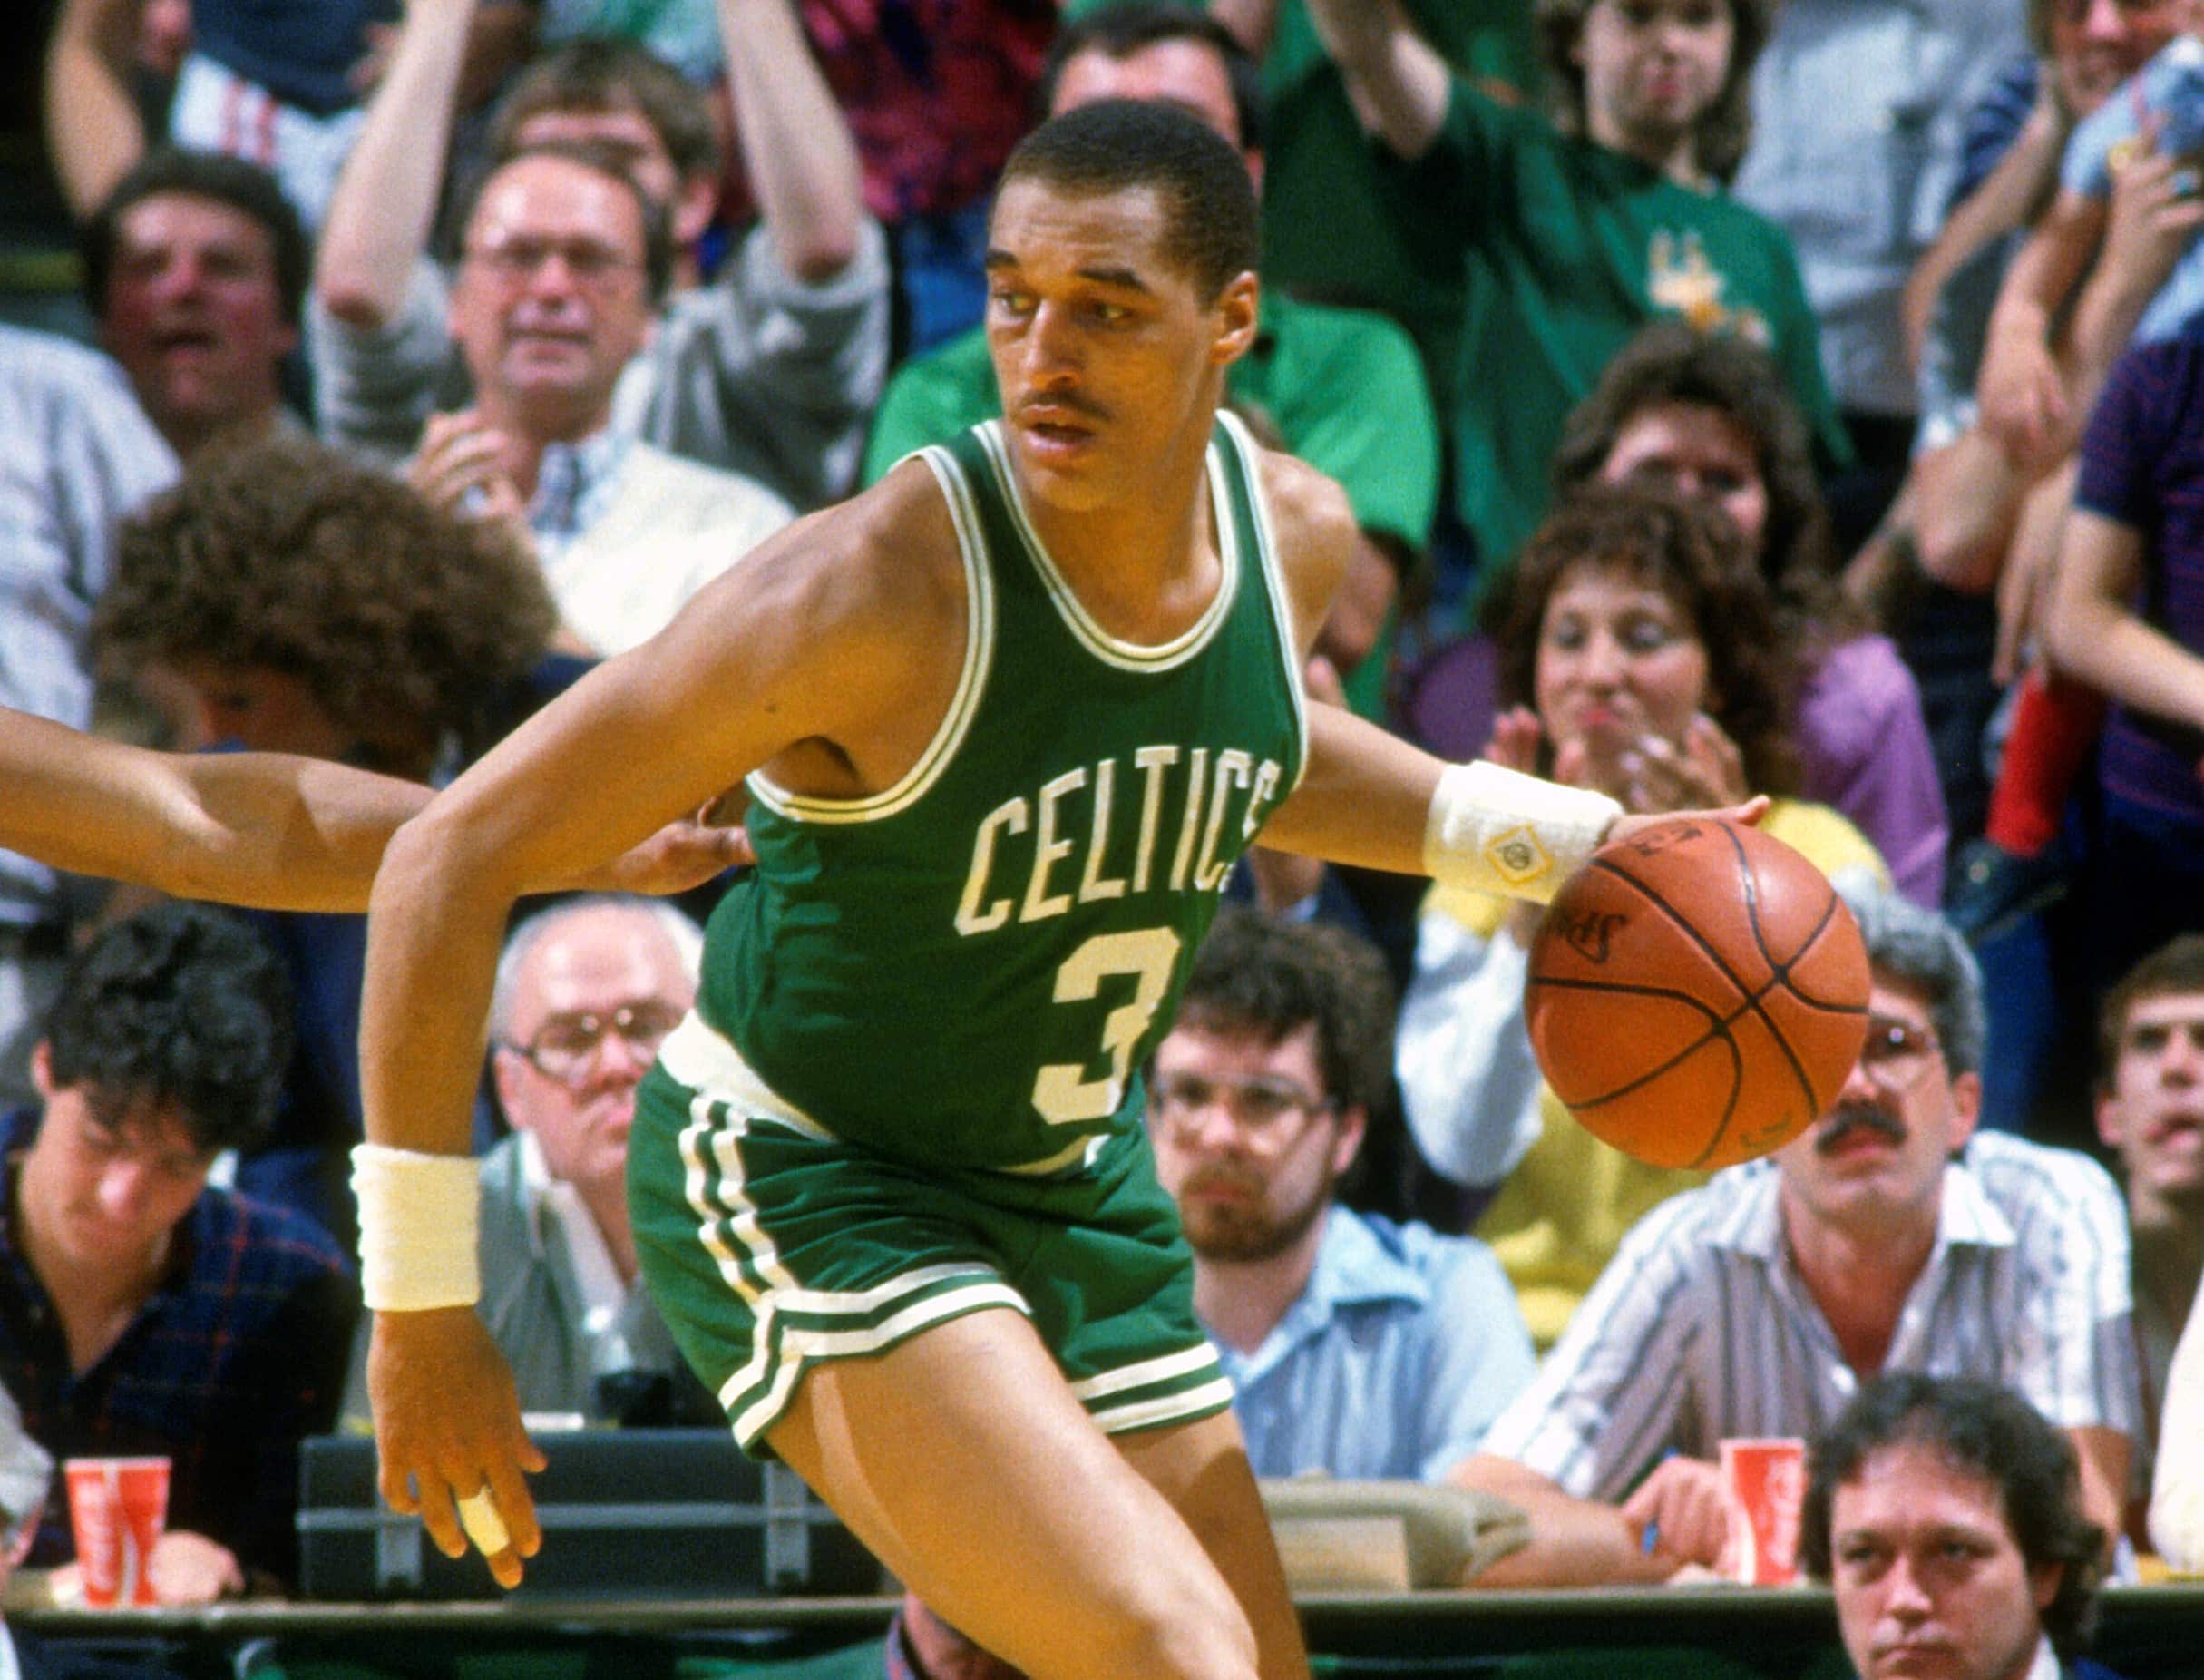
[{"x1": 1449, "y1": 880, "x2": 2141, "y2": 1585}]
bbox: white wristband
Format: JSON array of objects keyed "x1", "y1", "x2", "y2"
[
  {"x1": 351, "y1": 1143, "x2": 481, "y2": 1312},
  {"x1": 1424, "y1": 760, "x2": 1622, "y2": 905}
]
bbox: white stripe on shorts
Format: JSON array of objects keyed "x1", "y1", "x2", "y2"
[
  {"x1": 1067, "y1": 1343, "x2": 1223, "y2": 1403},
  {"x1": 1089, "y1": 1377, "x2": 1239, "y2": 1437}
]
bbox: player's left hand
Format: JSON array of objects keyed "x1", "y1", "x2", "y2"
[{"x1": 1622, "y1": 1456, "x2": 1730, "y2": 1570}]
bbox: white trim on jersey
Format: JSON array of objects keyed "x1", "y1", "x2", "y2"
[
  {"x1": 746, "y1": 444, "x2": 998, "y2": 825},
  {"x1": 973, "y1": 420, "x2": 1241, "y2": 673},
  {"x1": 1213, "y1": 408, "x2": 1310, "y2": 793}
]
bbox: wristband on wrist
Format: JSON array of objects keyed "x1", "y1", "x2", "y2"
[
  {"x1": 1423, "y1": 760, "x2": 1622, "y2": 905},
  {"x1": 351, "y1": 1142, "x2": 481, "y2": 1312}
]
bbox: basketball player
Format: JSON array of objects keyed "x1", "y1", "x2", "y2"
[{"x1": 352, "y1": 103, "x2": 1760, "y2": 1680}]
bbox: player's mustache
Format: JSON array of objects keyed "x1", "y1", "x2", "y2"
[
  {"x1": 1016, "y1": 390, "x2": 1112, "y2": 425},
  {"x1": 1816, "y1": 1103, "x2": 1907, "y2": 1153}
]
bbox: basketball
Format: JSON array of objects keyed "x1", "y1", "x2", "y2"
[{"x1": 1525, "y1": 817, "x2": 1869, "y2": 1171}]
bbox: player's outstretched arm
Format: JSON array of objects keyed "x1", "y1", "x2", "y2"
[
  {"x1": 0, "y1": 709, "x2": 426, "y2": 911},
  {"x1": 0, "y1": 708, "x2": 750, "y2": 913},
  {"x1": 357, "y1": 468, "x2": 963, "y2": 1587}
]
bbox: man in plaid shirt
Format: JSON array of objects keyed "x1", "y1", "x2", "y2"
[{"x1": 0, "y1": 903, "x2": 354, "y2": 1602}]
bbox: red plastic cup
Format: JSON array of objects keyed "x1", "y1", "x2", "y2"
[
  {"x1": 63, "y1": 1457, "x2": 169, "y2": 1607},
  {"x1": 1720, "y1": 1437, "x2": 1807, "y2": 1586}
]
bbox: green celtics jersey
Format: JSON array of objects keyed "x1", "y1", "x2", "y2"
[{"x1": 694, "y1": 414, "x2": 1306, "y2": 1172}]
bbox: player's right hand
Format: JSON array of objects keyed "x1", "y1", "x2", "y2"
[{"x1": 368, "y1": 1306, "x2": 547, "y2": 1589}]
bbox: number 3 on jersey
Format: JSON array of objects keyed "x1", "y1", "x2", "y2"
[{"x1": 1030, "y1": 927, "x2": 1184, "y2": 1126}]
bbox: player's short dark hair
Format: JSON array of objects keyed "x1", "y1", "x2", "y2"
[
  {"x1": 1534, "y1": 0, "x2": 1772, "y2": 183},
  {"x1": 1800, "y1": 1373, "x2": 2106, "y2": 1656},
  {"x1": 82, "y1": 147, "x2": 310, "y2": 325},
  {"x1": 490, "y1": 35, "x2": 719, "y2": 183},
  {"x1": 97, "y1": 436, "x2": 559, "y2": 767},
  {"x1": 41, "y1": 903, "x2": 293, "y2": 1157},
  {"x1": 1487, "y1": 481, "x2": 1801, "y2": 796},
  {"x1": 997, "y1": 99, "x2": 1260, "y2": 302},
  {"x1": 454, "y1": 138, "x2": 678, "y2": 306},
  {"x1": 2098, "y1": 933, "x2": 2204, "y2": 1085},
  {"x1": 1038, "y1": 4, "x2": 1268, "y2": 153},
  {"x1": 1554, "y1": 320, "x2": 1857, "y2": 647},
  {"x1": 1175, "y1": 907, "x2": 1397, "y2": 1118}
]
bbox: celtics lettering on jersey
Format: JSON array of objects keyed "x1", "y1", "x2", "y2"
[
  {"x1": 956, "y1": 745, "x2": 1290, "y2": 936},
  {"x1": 692, "y1": 415, "x2": 1307, "y2": 1172}
]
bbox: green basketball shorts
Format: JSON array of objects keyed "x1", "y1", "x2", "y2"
[{"x1": 628, "y1": 1062, "x2": 1234, "y2": 1451}]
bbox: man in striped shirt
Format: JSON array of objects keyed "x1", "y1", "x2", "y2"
[{"x1": 1448, "y1": 879, "x2": 2141, "y2": 1587}]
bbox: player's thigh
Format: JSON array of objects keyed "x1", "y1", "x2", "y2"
[
  {"x1": 765, "y1": 1306, "x2": 1260, "y2": 1680},
  {"x1": 1117, "y1": 1407, "x2": 1309, "y2": 1680}
]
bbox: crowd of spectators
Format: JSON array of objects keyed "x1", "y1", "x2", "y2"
[{"x1": 3, "y1": 0, "x2": 2203, "y2": 1670}]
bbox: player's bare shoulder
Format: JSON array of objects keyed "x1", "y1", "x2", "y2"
[
  {"x1": 1250, "y1": 445, "x2": 1358, "y2": 657},
  {"x1": 673, "y1": 455, "x2": 969, "y2": 694}
]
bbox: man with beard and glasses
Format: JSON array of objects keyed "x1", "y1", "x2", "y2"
[
  {"x1": 1147, "y1": 907, "x2": 1535, "y2": 1482},
  {"x1": 1441, "y1": 874, "x2": 2142, "y2": 1587}
]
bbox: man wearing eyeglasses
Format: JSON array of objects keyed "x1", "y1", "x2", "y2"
[
  {"x1": 1445, "y1": 875, "x2": 2144, "y2": 1587},
  {"x1": 476, "y1": 897, "x2": 708, "y2": 1422},
  {"x1": 393, "y1": 137, "x2": 796, "y2": 659},
  {"x1": 1146, "y1": 908, "x2": 1534, "y2": 1483}
]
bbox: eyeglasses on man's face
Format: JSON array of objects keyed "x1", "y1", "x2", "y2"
[
  {"x1": 1855, "y1": 1014, "x2": 1942, "y2": 1094},
  {"x1": 502, "y1": 1001, "x2": 684, "y2": 1086},
  {"x1": 462, "y1": 235, "x2": 642, "y2": 291},
  {"x1": 1146, "y1": 1069, "x2": 1333, "y2": 1138}
]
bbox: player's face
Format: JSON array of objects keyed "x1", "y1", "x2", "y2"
[
  {"x1": 2097, "y1": 991, "x2": 2204, "y2": 1207},
  {"x1": 99, "y1": 191, "x2": 296, "y2": 446},
  {"x1": 452, "y1": 156, "x2": 655, "y2": 428},
  {"x1": 1533, "y1": 561, "x2": 1712, "y2": 799},
  {"x1": 984, "y1": 177, "x2": 1254, "y2": 514},
  {"x1": 22, "y1": 1050, "x2": 211, "y2": 1281},
  {"x1": 2048, "y1": 0, "x2": 2185, "y2": 120},
  {"x1": 1572, "y1": 0, "x2": 1735, "y2": 167},
  {"x1": 1776, "y1": 976, "x2": 1982, "y2": 1235},
  {"x1": 1597, "y1": 402, "x2": 1770, "y2": 557},
  {"x1": 1828, "y1": 1442, "x2": 2057, "y2": 1680},
  {"x1": 493, "y1": 907, "x2": 694, "y2": 1205},
  {"x1": 1146, "y1": 1021, "x2": 1360, "y2": 1263}
]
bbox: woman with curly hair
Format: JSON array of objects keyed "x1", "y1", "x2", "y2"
[
  {"x1": 93, "y1": 435, "x2": 572, "y2": 1240},
  {"x1": 1552, "y1": 318, "x2": 1948, "y2": 903},
  {"x1": 96, "y1": 435, "x2": 562, "y2": 780},
  {"x1": 1395, "y1": 483, "x2": 1888, "y2": 1346}
]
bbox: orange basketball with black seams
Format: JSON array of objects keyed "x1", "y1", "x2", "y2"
[{"x1": 1526, "y1": 817, "x2": 1870, "y2": 1171}]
